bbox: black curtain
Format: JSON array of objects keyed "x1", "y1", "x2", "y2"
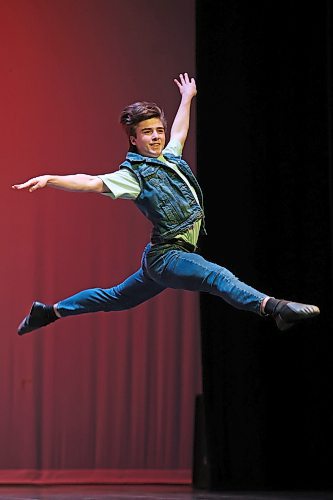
[{"x1": 197, "y1": 0, "x2": 333, "y2": 490}]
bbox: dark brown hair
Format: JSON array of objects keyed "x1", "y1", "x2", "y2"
[{"x1": 120, "y1": 101, "x2": 167, "y2": 152}]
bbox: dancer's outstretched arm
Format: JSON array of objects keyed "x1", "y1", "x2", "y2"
[
  {"x1": 12, "y1": 173, "x2": 105, "y2": 193},
  {"x1": 170, "y1": 72, "x2": 197, "y2": 147}
]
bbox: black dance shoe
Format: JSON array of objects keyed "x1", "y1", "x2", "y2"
[
  {"x1": 273, "y1": 300, "x2": 320, "y2": 331},
  {"x1": 18, "y1": 301, "x2": 57, "y2": 335}
]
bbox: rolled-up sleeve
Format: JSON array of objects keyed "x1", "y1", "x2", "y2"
[{"x1": 98, "y1": 170, "x2": 141, "y2": 200}]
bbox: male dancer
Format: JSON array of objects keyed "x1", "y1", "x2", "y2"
[{"x1": 13, "y1": 73, "x2": 320, "y2": 334}]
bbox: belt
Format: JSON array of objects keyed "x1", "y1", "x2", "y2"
[{"x1": 164, "y1": 238, "x2": 196, "y2": 253}]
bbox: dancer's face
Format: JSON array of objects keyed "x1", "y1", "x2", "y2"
[{"x1": 130, "y1": 118, "x2": 166, "y2": 157}]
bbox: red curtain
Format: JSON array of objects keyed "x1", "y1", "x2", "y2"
[{"x1": 0, "y1": 0, "x2": 201, "y2": 484}]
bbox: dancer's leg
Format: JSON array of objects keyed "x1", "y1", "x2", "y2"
[
  {"x1": 144, "y1": 245, "x2": 320, "y2": 329},
  {"x1": 18, "y1": 268, "x2": 165, "y2": 334},
  {"x1": 56, "y1": 268, "x2": 165, "y2": 316},
  {"x1": 145, "y1": 246, "x2": 265, "y2": 314}
]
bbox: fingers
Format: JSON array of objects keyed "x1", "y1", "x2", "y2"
[
  {"x1": 12, "y1": 181, "x2": 31, "y2": 190},
  {"x1": 174, "y1": 73, "x2": 196, "y2": 94},
  {"x1": 173, "y1": 78, "x2": 181, "y2": 89},
  {"x1": 12, "y1": 179, "x2": 39, "y2": 192},
  {"x1": 28, "y1": 183, "x2": 40, "y2": 192},
  {"x1": 179, "y1": 73, "x2": 188, "y2": 84},
  {"x1": 174, "y1": 72, "x2": 191, "y2": 85}
]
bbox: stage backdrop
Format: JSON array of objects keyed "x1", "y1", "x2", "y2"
[{"x1": 0, "y1": 0, "x2": 201, "y2": 484}]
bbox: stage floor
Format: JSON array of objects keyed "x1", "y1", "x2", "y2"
[{"x1": 0, "y1": 485, "x2": 332, "y2": 500}]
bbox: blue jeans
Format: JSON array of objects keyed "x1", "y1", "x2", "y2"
[{"x1": 56, "y1": 243, "x2": 267, "y2": 317}]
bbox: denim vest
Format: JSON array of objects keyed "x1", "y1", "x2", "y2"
[{"x1": 119, "y1": 152, "x2": 206, "y2": 244}]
